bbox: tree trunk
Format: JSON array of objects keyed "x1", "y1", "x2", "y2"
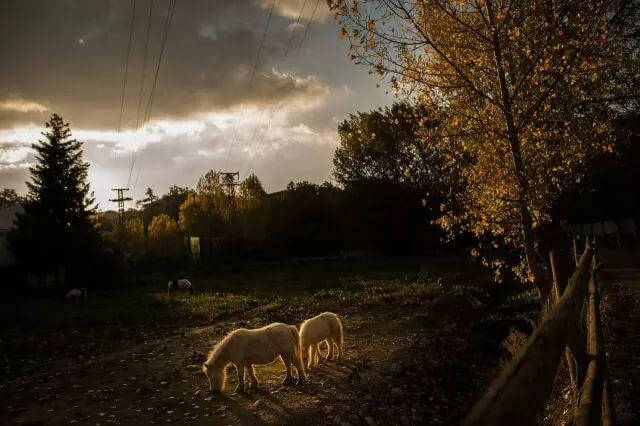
[{"x1": 486, "y1": 0, "x2": 550, "y2": 301}]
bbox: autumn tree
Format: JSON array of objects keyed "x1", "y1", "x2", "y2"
[
  {"x1": 329, "y1": 0, "x2": 640, "y2": 300},
  {"x1": 178, "y1": 192, "x2": 226, "y2": 237},
  {"x1": 124, "y1": 217, "x2": 146, "y2": 255},
  {"x1": 159, "y1": 185, "x2": 191, "y2": 221},
  {"x1": 179, "y1": 171, "x2": 229, "y2": 236},
  {"x1": 237, "y1": 173, "x2": 267, "y2": 213},
  {"x1": 147, "y1": 213, "x2": 182, "y2": 257}
]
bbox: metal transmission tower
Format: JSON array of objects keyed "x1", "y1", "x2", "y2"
[
  {"x1": 109, "y1": 188, "x2": 133, "y2": 245},
  {"x1": 220, "y1": 172, "x2": 240, "y2": 216}
]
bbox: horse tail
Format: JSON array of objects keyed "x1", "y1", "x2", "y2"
[
  {"x1": 333, "y1": 314, "x2": 344, "y2": 350},
  {"x1": 289, "y1": 325, "x2": 302, "y2": 360}
]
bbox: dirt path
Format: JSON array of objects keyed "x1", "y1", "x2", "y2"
[{"x1": 0, "y1": 295, "x2": 502, "y2": 426}]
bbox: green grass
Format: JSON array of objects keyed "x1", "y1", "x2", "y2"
[
  {"x1": 0, "y1": 260, "x2": 425, "y2": 332},
  {"x1": 0, "y1": 257, "x2": 506, "y2": 371},
  {"x1": 0, "y1": 255, "x2": 546, "y2": 396}
]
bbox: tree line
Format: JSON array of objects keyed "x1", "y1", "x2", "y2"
[
  {"x1": 4, "y1": 0, "x2": 640, "y2": 298},
  {"x1": 3, "y1": 99, "x2": 639, "y2": 288}
]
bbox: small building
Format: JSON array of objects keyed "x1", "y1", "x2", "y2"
[{"x1": 0, "y1": 204, "x2": 23, "y2": 267}]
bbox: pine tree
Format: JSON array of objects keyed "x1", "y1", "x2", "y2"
[{"x1": 8, "y1": 114, "x2": 100, "y2": 283}]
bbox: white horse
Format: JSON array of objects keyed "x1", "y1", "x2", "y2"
[
  {"x1": 201, "y1": 322, "x2": 306, "y2": 393},
  {"x1": 300, "y1": 312, "x2": 344, "y2": 369},
  {"x1": 167, "y1": 278, "x2": 194, "y2": 296},
  {"x1": 65, "y1": 288, "x2": 87, "y2": 300}
]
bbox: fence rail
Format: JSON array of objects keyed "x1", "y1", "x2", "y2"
[{"x1": 464, "y1": 238, "x2": 616, "y2": 426}]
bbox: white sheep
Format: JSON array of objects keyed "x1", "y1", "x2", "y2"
[
  {"x1": 299, "y1": 312, "x2": 344, "y2": 369},
  {"x1": 65, "y1": 288, "x2": 87, "y2": 300},
  {"x1": 167, "y1": 278, "x2": 194, "y2": 296},
  {"x1": 201, "y1": 322, "x2": 306, "y2": 393}
]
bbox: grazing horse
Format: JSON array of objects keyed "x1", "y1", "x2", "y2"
[
  {"x1": 167, "y1": 278, "x2": 194, "y2": 296},
  {"x1": 65, "y1": 288, "x2": 87, "y2": 301},
  {"x1": 201, "y1": 322, "x2": 306, "y2": 393},
  {"x1": 299, "y1": 312, "x2": 344, "y2": 369}
]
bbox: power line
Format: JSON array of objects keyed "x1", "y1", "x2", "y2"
[
  {"x1": 248, "y1": 0, "x2": 276, "y2": 90},
  {"x1": 297, "y1": 0, "x2": 320, "y2": 55},
  {"x1": 238, "y1": 106, "x2": 271, "y2": 173},
  {"x1": 117, "y1": 0, "x2": 137, "y2": 135},
  {"x1": 223, "y1": 0, "x2": 277, "y2": 169},
  {"x1": 240, "y1": 101, "x2": 279, "y2": 175},
  {"x1": 127, "y1": 0, "x2": 155, "y2": 189},
  {"x1": 141, "y1": 0, "x2": 176, "y2": 125},
  {"x1": 133, "y1": 0, "x2": 177, "y2": 193},
  {"x1": 242, "y1": 1, "x2": 319, "y2": 176},
  {"x1": 135, "y1": 0, "x2": 154, "y2": 131},
  {"x1": 284, "y1": 0, "x2": 307, "y2": 59}
]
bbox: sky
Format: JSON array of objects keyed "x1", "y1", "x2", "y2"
[{"x1": 0, "y1": 0, "x2": 393, "y2": 209}]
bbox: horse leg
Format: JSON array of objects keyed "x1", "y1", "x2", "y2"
[
  {"x1": 290, "y1": 350, "x2": 307, "y2": 384},
  {"x1": 247, "y1": 365, "x2": 259, "y2": 389},
  {"x1": 281, "y1": 355, "x2": 295, "y2": 385},
  {"x1": 309, "y1": 345, "x2": 317, "y2": 367},
  {"x1": 316, "y1": 343, "x2": 328, "y2": 364},
  {"x1": 234, "y1": 364, "x2": 247, "y2": 393},
  {"x1": 306, "y1": 346, "x2": 314, "y2": 370},
  {"x1": 326, "y1": 339, "x2": 335, "y2": 361},
  {"x1": 313, "y1": 344, "x2": 321, "y2": 366}
]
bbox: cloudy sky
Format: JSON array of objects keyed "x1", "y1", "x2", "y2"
[{"x1": 0, "y1": 0, "x2": 392, "y2": 208}]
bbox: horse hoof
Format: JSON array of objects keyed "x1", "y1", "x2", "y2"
[{"x1": 281, "y1": 377, "x2": 295, "y2": 385}]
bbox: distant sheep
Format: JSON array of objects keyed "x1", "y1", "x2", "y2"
[
  {"x1": 167, "y1": 278, "x2": 194, "y2": 296},
  {"x1": 300, "y1": 312, "x2": 344, "y2": 369},
  {"x1": 201, "y1": 322, "x2": 306, "y2": 393},
  {"x1": 65, "y1": 288, "x2": 87, "y2": 301}
]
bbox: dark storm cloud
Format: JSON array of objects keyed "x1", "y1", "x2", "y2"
[
  {"x1": 0, "y1": 0, "x2": 327, "y2": 129},
  {"x1": 1, "y1": 0, "x2": 395, "y2": 206}
]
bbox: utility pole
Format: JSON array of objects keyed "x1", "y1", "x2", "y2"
[
  {"x1": 220, "y1": 171, "x2": 240, "y2": 216},
  {"x1": 109, "y1": 187, "x2": 132, "y2": 247}
]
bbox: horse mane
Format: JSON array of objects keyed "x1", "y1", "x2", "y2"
[{"x1": 204, "y1": 331, "x2": 235, "y2": 366}]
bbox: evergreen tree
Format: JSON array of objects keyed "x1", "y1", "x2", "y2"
[{"x1": 8, "y1": 114, "x2": 100, "y2": 283}]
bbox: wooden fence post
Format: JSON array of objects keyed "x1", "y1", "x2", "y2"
[
  {"x1": 575, "y1": 245, "x2": 616, "y2": 426},
  {"x1": 463, "y1": 244, "x2": 594, "y2": 426},
  {"x1": 575, "y1": 259, "x2": 604, "y2": 425},
  {"x1": 550, "y1": 249, "x2": 580, "y2": 400}
]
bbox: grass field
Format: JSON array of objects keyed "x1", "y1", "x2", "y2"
[{"x1": 0, "y1": 256, "x2": 540, "y2": 425}]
